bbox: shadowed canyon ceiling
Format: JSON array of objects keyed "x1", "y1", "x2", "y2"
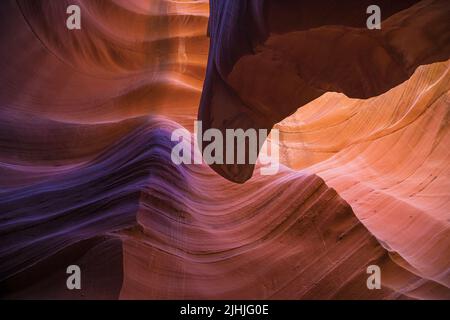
[{"x1": 0, "y1": 0, "x2": 449, "y2": 300}]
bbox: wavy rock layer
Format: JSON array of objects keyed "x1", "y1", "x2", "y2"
[
  {"x1": 119, "y1": 128, "x2": 447, "y2": 299},
  {"x1": 0, "y1": 0, "x2": 449, "y2": 300},
  {"x1": 275, "y1": 60, "x2": 450, "y2": 295},
  {"x1": 3, "y1": 0, "x2": 208, "y2": 127},
  {"x1": 2, "y1": 118, "x2": 443, "y2": 300},
  {"x1": 0, "y1": 0, "x2": 208, "y2": 298}
]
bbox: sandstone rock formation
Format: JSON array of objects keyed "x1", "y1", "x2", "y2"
[{"x1": 0, "y1": 0, "x2": 448, "y2": 300}]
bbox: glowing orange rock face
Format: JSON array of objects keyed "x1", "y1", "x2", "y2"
[
  {"x1": 201, "y1": 0, "x2": 450, "y2": 183},
  {"x1": 276, "y1": 60, "x2": 450, "y2": 294}
]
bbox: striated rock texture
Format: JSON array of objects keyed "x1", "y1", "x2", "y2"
[
  {"x1": 0, "y1": 0, "x2": 449, "y2": 300},
  {"x1": 0, "y1": 0, "x2": 209, "y2": 299},
  {"x1": 5, "y1": 0, "x2": 209, "y2": 127},
  {"x1": 200, "y1": 0, "x2": 450, "y2": 183},
  {"x1": 275, "y1": 60, "x2": 450, "y2": 298},
  {"x1": 118, "y1": 128, "x2": 448, "y2": 299}
]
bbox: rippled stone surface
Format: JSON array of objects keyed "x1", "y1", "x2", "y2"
[{"x1": 0, "y1": 0, "x2": 448, "y2": 299}]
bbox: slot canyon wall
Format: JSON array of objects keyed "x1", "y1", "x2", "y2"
[{"x1": 0, "y1": 0, "x2": 449, "y2": 299}]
